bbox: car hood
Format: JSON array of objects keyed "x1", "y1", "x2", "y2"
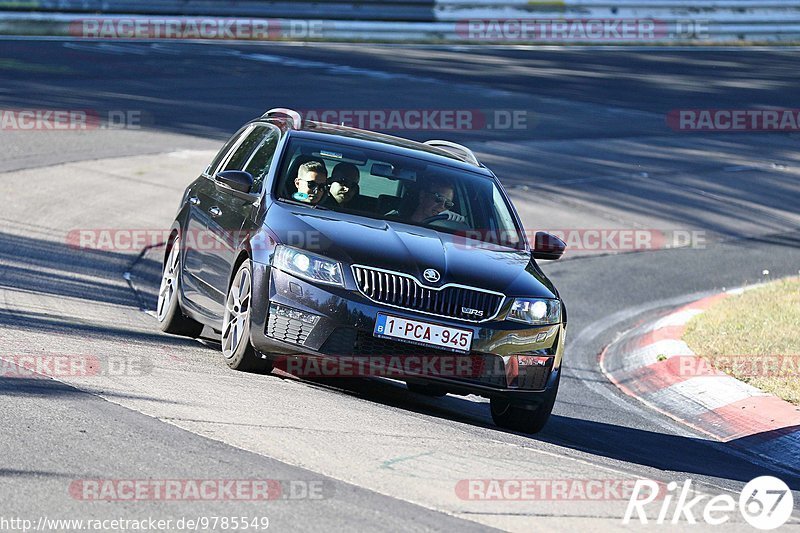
[{"x1": 266, "y1": 203, "x2": 557, "y2": 298}]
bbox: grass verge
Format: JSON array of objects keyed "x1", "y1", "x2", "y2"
[{"x1": 683, "y1": 277, "x2": 800, "y2": 405}]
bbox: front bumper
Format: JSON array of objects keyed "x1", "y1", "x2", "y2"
[{"x1": 249, "y1": 262, "x2": 565, "y2": 402}]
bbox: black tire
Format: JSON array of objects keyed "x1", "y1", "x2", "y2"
[
  {"x1": 406, "y1": 382, "x2": 447, "y2": 397},
  {"x1": 157, "y1": 237, "x2": 204, "y2": 338},
  {"x1": 221, "y1": 260, "x2": 273, "y2": 374},
  {"x1": 490, "y1": 373, "x2": 560, "y2": 434}
]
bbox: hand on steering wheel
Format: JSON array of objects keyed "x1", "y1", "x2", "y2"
[
  {"x1": 420, "y1": 213, "x2": 450, "y2": 224},
  {"x1": 421, "y1": 211, "x2": 467, "y2": 225},
  {"x1": 443, "y1": 212, "x2": 466, "y2": 223}
]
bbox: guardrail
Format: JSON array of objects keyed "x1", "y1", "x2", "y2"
[{"x1": 1, "y1": 1, "x2": 800, "y2": 42}]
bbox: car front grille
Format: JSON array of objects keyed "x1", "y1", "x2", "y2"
[{"x1": 351, "y1": 265, "x2": 504, "y2": 322}]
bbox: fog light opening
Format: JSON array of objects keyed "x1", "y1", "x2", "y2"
[{"x1": 272, "y1": 303, "x2": 321, "y2": 325}]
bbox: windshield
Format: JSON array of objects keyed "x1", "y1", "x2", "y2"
[{"x1": 274, "y1": 138, "x2": 525, "y2": 250}]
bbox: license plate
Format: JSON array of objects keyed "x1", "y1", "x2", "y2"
[{"x1": 373, "y1": 314, "x2": 473, "y2": 353}]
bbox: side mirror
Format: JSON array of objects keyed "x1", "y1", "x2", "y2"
[
  {"x1": 532, "y1": 231, "x2": 566, "y2": 260},
  {"x1": 215, "y1": 170, "x2": 254, "y2": 194}
]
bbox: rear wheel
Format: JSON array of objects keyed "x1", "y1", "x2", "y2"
[
  {"x1": 221, "y1": 260, "x2": 273, "y2": 374},
  {"x1": 157, "y1": 237, "x2": 204, "y2": 337},
  {"x1": 490, "y1": 373, "x2": 559, "y2": 434}
]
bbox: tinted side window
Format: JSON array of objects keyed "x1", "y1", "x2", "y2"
[
  {"x1": 243, "y1": 127, "x2": 280, "y2": 192},
  {"x1": 222, "y1": 125, "x2": 270, "y2": 172}
]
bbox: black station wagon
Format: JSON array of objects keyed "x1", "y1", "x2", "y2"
[{"x1": 157, "y1": 108, "x2": 567, "y2": 433}]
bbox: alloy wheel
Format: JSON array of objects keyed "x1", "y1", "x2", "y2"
[
  {"x1": 222, "y1": 265, "x2": 252, "y2": 359},
  {"x1": 157, "y1": 239, "x2": 180, "y2": 322}
]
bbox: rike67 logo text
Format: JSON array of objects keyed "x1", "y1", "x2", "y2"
[{"x1": 624, "y1": 477, "x2": 793, "y2": 530}]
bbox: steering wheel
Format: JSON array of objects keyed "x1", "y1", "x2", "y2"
[{"x1": 420, "y1": 214, "x2": 450, "y2": 225}]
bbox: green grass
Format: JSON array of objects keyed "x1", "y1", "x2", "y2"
[{"x1": 683, "y1": 278, "x2": 800, "y2": 405}]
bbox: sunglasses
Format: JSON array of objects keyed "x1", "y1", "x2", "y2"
[
  {"x1": 426, "y1": 191, "x2": 454, "y2": 209},
  {"x1": 301, "y1": 180, "x2": 327, "y2": 193},
  {"x1": 329, "y1": 176, "x2": 359, "y2": 188}
]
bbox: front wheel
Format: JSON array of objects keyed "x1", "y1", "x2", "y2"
[
  {"x1": 157, "y1": 237, "x2": 204, "y2": 338},
  {"x1": 221, "y1": 260, "x2": 273, "y2": 374},
  {"x1": 490, "y1": 373, "x2": 560, "y2": 434}
]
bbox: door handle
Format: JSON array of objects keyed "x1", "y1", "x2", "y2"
[
  {"x1": 209, "y1": 206, "x2": 223, "y2": 217},
  {"x1": 188, "y1": 196, "x2": 200, "y2": 206}
]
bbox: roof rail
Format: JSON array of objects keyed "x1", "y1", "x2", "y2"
[
  {"x1": 423, "y1": 140, "x2": 480, "y2": 166},
  {"x1": 262, "y1": 108, "x2": 302, "y2": 130}
]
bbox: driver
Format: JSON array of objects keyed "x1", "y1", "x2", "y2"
[{"x1": 407, "y1": 178, "x2": 466, "y2": 224}]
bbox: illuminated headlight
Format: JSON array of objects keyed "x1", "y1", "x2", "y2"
[
  {"x1": 507, "y1": 298, "x2": 561, "y2": 325},
  {"x1": 273, "y1": 245, "x2": 344, "y2": 287}
]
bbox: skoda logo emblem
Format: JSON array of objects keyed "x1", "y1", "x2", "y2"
[{"x1": 423, "y1": 269, "x2": 441, "y2": 283}]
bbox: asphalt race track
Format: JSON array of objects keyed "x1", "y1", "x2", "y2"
[{"x1": 1, "y1": 40, "x2": 799, "y2": 531}]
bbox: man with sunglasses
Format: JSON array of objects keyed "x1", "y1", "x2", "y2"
[
  {"x1": 321, "y1": 162, "x2": 360, "y2": 208},
  {"x1": 407, "y1": 178, "x2": 466, "y2": 224},
  {"x1": 293, "y1": 160, "x2": 328, "y2": 204}
]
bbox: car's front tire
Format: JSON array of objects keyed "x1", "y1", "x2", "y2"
[
  {"x1": 222, "y1": 260, "x2": 273, "y2": 374},
  {"x1": 490, "y1": 373, "x2": 560, "y2": 434},
  {"x1": 157, "y1": 237, "x2": 204, "y2": 338}
]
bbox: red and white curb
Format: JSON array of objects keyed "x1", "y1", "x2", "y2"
[{"x1": 600, "y1": 286, "x2": 800, "y2": 469}]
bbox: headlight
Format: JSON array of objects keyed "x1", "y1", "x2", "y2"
[
  {"x1": 507, "y1": 298, "x2": 561, "y2": 325},
  {"x1": 273, "y1": 245, "x2": 344, "y2": 287}
]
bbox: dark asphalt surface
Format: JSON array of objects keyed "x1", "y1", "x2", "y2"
[{"x1": 1, "y1": 40, "x2": 799, "y2": 530}]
